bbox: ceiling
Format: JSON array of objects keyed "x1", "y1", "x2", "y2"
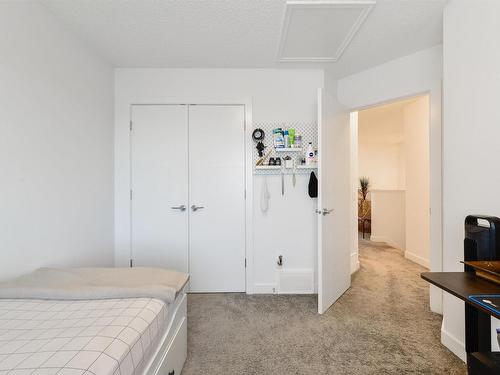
[
  {"x1": 277, "y1": 1, "x2": 375, "y2": 62},
  {"x1": 39, "y1": 0, "x2": 448, "y2": 79}
]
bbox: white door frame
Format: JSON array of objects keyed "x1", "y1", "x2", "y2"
[
  {"x1": 127, "y1": 97, "x2": 254, "y2": 293},
  {"x1": 345, "y1": 86, "x2": 443, "y2": 313}
]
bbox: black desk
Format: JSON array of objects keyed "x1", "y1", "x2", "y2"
[
  {"x1": 421, "y1": 272, "x2": 500, "y2": 374},
  {"x1": 421, "y1": 272, "x2": 500, "y2": 319}
]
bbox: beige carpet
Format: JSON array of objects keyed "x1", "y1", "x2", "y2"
[{"x1": 182, "y1": 239, "x2": 466, "y2": 374}]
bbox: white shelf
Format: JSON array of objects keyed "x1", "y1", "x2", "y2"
[
  {"x1": 274, "y1": 148, "x2": 302, "y2": 152},
  {"x1": 297, "y1": 165, "x2": 317, "y2": 169},
  {"x1": 255, "y1": 165, "x2": 317, "y2": 170},
  {"x1": 255, "y1": 165, "x2": 280, "y2": 170}
]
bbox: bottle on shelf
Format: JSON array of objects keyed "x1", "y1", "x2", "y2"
[
  {"x1": 295, "y1": 134, "x2": 302, "y2": 149},
  {"x1": 273, "y1": 128, "x2": 285, "y2": 148},
  {"x1": 306, "y1": 142, "x2": 314, "y2": 166},
  {"x1": 288, "y1": 128, "x2": 295, "y2": 147}
]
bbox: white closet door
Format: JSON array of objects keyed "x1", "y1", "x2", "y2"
[
  {"x1": 188, "y1": 105, "x2": 246, "y2": 292},
  {"x1": 131, "y1": 105, "x2": 188, "y2": 272}
]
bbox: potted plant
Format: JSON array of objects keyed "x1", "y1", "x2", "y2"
[
  {"x1": 358, "y1": 177, "x2": 371, "y2": 237},
  {"x1": 359, "y1": 177, "x2": 370, "y2": 202}
]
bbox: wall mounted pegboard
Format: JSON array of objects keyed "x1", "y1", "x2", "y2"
[{"x1": 253, "y1": 122, "x2": 318, "y2": 175}]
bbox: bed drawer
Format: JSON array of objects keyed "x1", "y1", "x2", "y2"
[{"x1": 161, "y1": 316, "x2": 187, "y2": 375}]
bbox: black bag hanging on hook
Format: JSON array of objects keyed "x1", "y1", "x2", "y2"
[{"x1": 308, "y1": 171, "x2": 318, "y2": 198}]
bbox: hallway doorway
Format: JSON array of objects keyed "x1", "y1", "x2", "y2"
[{"x1": 353, "y1": 95, "x2": 431, "y2": 269}]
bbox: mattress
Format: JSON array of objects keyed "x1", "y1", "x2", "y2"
[{"x1": 0, "y1": 297, "x2": 169, "y2": 375}]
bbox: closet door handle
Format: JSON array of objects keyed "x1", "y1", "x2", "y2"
[
  {"x1": 191, "y1": 205, "x2": 204, "y2": 212},
  {"x1": 322, "y1": 208, "x2": 334, "y2": 215},
  {"x1": 171, "y1": 205, "x2": 186, "y2": 211}
]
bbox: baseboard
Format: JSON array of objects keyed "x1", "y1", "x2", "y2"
[
  {"x1": 368, "y1": 235, "x2": 384, "y2": 242},
  {"x1": 370, "y1": 235, "x2": 403, "y2": 250},
  {"x1": 253, "y1": 269, "x2": 315, "y2": 295},
  {"x1": 252, "y1": 283, "x2": 277, "y2": 294},
  {"x1": 429, "y1": 286, "x2": 443, "y2": 314},
  {"x1": 441, "y1": 326, "x2": 466, "y2": 362},
  {"x1": 350, "y1": 252, "x2": 360, "y2": 274},
  {"x1": 277, "y1": 269, "x2": 314, "y2": 294},
  {"x1": 404, "y1": 250, "x2": 430, "y2": 269}
]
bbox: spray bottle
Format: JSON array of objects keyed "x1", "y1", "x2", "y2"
[{"x1": 306, "y1": 142, "x2": 314, "y2": 166}]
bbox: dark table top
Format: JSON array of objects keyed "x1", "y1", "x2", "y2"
[{"x1": 421, "y1": 272, "x2": 500, "y2": 319}]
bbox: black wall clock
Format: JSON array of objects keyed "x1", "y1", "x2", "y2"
[{"x1": 252, "y1": 128, "x2": 264, "y2": 141}]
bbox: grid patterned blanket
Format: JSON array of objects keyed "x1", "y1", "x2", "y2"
[{"x1": 0, "y1": 298, "x2": 167, "y2": 375}]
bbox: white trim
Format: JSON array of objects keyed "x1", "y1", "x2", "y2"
[
  {"x1": 244, "y1": 101, "x2": 254, "y2": 295},
  {"x1": 441, "y1": 326, "x2": 466, "y2": 362},
  {"x1": 350, "y1": 252, "x2": 360, "y2": 273},
  {"x1": 350, "y1": 112, "x2": 360, "y2": 276},
  {"x1": 253, "y1": 283, "x2": 277, "y2": 294},
  {"x1": 428, "y1": 84, "x2": 443, "y2": 314},
  {"x1": 404, "y1": 250, "x2": 430, "y2": 269},
  {"x1": 370, "y1": 235, "x2": 403, "y2": 251},
  {"x1": 277, "y1": 0, "x2": 375, "y2": 62}
]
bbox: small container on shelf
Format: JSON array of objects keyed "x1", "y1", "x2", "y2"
[{"x1": 295, "y1": 134, "x2": 302, "y2": 148}]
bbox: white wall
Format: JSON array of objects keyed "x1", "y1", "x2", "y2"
[
  {"x1": 371, "y1": 190, "x2": 405, "y2": 250},
  {"x1": 337, "y1": 45, "x2": 443, "y2": 314},
  {"x1": 114, "y1": 69, "x2": 324, "y2": 293},
  {"x1": 359, "y1": 143, "x2": 404, "y2": 190},
  {"x1": 358, "y1": 104, "x2": 406, "y2": 190},
  {"x1": 403, "y1": 97, "x2": 430, "y2": 269},
  {"x1": 0, "y1": 2, "x2": 115, "y2": 280},
  {"x1": 442, "y1": 0, "x2": 500, "y2": 360}
]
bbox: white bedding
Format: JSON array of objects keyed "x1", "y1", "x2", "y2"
[{"x1": 0, "y1": 297, "x2": 168, "y2": 375}]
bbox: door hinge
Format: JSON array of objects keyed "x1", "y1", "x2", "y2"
[
  {"x1": 244, "y1": 189, "x2": 246, "y2": 199},
  {"x1": 130, "y1": 190, "x2": 133, "y2": 200},
  {"x1": 129, "y1": 121, "x2": 133, "y2": 131},
  {"x1": 245, "y1": 258, "x2": 247, "y2": 268},
  {"x1": 130, "y1": 259, "x2": 133, "y2": 268}
]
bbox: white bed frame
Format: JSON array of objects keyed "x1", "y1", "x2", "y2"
[{"x1": 143, "y1": 285, "x2": 188, "y2": 375}]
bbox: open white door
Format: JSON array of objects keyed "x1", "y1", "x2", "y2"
[{"x1": 317, "y1": 88, "x2": 351, "y2": 314}]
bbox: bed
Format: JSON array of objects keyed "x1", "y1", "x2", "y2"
[{"x1": 0, "y1": 267, "x2": 189, "y2": 375}]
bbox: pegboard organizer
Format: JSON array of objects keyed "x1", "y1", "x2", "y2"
[{"x1": 253, "y1": 122, "x2": 318, "y2": 175}]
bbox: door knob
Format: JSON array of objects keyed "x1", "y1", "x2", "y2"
[
  {"x1": 191, "y1": 205, "x2": 205, "y2": 212},
  {"x1": 322, "y1": 208, "x2": 334, "y2": 215},
  {"x1": 171, "y1": 205, "x2": 186, "y2": 211}
]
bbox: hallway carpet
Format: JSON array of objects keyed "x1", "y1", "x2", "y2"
[{"x1": 182, "y1": 240, "x2": 466, "y2": 374}]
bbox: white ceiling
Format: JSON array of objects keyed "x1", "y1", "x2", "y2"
[
  {"x1": 278, "y1": 1, "x2": 374, "y2": 62},
  {"x1": 39, "y1": 0, "x2": 448, "y2": 78}
]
